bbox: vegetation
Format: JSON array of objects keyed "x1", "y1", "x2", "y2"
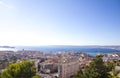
[
  {"x1": 0, "y1": 60, "x2": 39, "y2": 78},
  {"x1": 32, "y1": 75, "x2": 40, "y2": 78},
  {"x1": 74, "y1": 55, "x2": 117, "y2": 78}
]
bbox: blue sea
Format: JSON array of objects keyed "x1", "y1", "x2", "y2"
[{"x1": 15, "y1": 46, "x2": 120, "y2": 56}]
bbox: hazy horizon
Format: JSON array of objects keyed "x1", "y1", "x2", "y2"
[{"x1": 1, "y1": 45, "x2": 120, "y2": 47}]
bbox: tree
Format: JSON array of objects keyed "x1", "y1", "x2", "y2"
[
  {"x1": 74, "y1": 69, "x2": 84, "y2": 78},
  {"x1": 32, "y1": 75, "x2": 40, "y2": 78},
  {"x1": 106, "y1": 62, "x2": 116, "y2": 72},
  {"x1": 74, "y1": 55, "x2": 111, "y2": 78},
  {"x1": 1, "y1": 60, "x2": 36, "y2": 78}
]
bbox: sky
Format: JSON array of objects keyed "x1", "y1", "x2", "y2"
[{"x1": 0, "y1": 0, "x2": 120, "y2": 46}]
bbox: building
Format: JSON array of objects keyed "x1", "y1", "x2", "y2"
[
  {"x1": 58, "y1": 61, "x2": 79, "y2": 78},
  {"x1": 40, "y1": 63, "x2": 57, "y2": 73}
]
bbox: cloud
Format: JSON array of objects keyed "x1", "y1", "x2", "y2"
[{"x1": 0, "y1": 0, "x2": 14, "y2": 9}]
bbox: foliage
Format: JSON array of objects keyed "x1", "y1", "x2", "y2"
[
  {"x1": 0, "y1": 60, "x2": 36, "y2": 78},
  {"x1": 32, "y1": 75, "x2": 40, "y2": 78},
  {"x1": 74, "y1": 55, "x2": 113, "y2": 78},
  {"x1": 112, "y1": 69, "x2": 120, "y2": 78},
  {"x1": 106, "y1": 62, "x2": 116, "y2": 72}
]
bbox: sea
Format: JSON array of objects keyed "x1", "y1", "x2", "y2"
[
  {"x1": 15, "y1": 46, "x2": 120, "y2": 56},
  {"x1": 0, "y1": 46, "x2": 120, "y2": 56}
]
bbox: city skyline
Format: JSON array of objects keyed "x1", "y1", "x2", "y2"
[{"x1": 0, "y1": 0, "x2": 120, "y2": 46}]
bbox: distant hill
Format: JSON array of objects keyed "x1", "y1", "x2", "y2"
[
  {"x1": 97, "y1": 46, "x2": 120, "y2": 50},
  {"x1": 0, "y1": 46, "x2": 15, "y2": 48}
]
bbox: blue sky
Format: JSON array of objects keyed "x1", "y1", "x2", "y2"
[{"x1": 0, "y1": 0, "x2": 120, "y2": 46}]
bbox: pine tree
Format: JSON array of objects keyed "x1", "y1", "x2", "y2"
[
  {"x1": 0, "y1": 60, "x2": 36, "y2": 78},
  {"x1": 74, "y1": 55, "x2": 111, "y2": 78}
]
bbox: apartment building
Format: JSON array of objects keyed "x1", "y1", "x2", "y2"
[{"x1": 58, "y1": 61, "x2": 79, "y2": 78}]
